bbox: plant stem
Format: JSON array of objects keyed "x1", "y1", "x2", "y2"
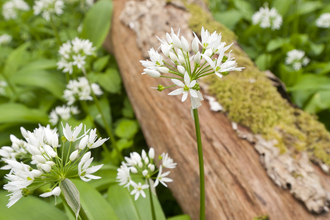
[
  {"x1": 50, "y1": 15, "x2": 61, "y2": 46},
  {"x1": 193, "y1": 108, "x2": 205, "y2": 220},
  {"x1": 148, "y1": 181, "x2": 156, "y2": 220},
  {"x1": 60, "y1": 193, "x2": 89, "y2": 220}
]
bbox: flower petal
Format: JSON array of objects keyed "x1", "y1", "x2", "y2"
[
  {"x1": 182, "y1": 91, "x2": 188, "y2": 102},
  {"x1": 168, "y1": 88, "x2": 184, "y2": 96},
  {"x1": 171, "y1": 79, "x2": 184, "y2": 87}
]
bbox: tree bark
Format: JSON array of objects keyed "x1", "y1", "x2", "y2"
[{"x1": 106, "y1": 0, "x2": 330, "y2": 219}]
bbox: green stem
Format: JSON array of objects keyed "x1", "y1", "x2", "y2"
[
  {"x1": 160, "y1": 75, "x2": 183, "y2": 80},
  {"x1": 60, "y1": 193, "x2": 89, "y2": 220},
  {"x1": 193, "y1": 108, "x2": 205, "y2": 220},
  {"x1": 148, "y1": 181, "x2": 156, "y2": 220},
  {"x1": 81, "y1": 67, "x2": 122, "y2": 160},
  {"x1": 50, "y1": 15, "x2": 61, "y2": 46}
]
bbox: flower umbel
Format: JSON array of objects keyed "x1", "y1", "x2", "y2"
[
  {"x1": 252, "y1": 5, "x2": 282, "y2": 30},
  {"x1": 285, "y1": 49, "x2": 310, "y2": 71},
  {"x1": 140, "y1": 27, "x2": 244, "y2": 109}
]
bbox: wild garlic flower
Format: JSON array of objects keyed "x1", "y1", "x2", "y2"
[
  {"x1": 2, "y1": 0, "x2": 30, "y2": 20},
  {"x1": 116, "y1": 148, "x2": 176, "y2": 200},
  {"x1": 316, "y1": 13, "x2": 330, "y2": 29},
  {"x1": 33, "y1": 0, "x2": 64, "y2": 21},
  {"x1": 57, "y1": 38, "x2": 96, "y2": 74},
  {"x1": 63, "y1": 77, "x2": 103, "y2": 105},
  {"x1": 49, "y1": 105, "x2": 80, "y2": 125},
  {"x1": 285, "y1": 49, "x2": 310, "y2": 71},
  {"x1": 140, "y1": 27, "x2": 244, "y2": 109},
  {"x1": 0, "y1": 34, "x2": 12, "y2": 46},
  {"x1": 1, "y1": 123, "x2": 107, "y2": 207},
  {"x1": 252, "y1": 6, "x2": 282, "y2": 30}
]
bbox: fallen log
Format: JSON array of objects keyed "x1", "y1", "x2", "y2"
[{"x1": 105, "y1": 0, "x2": 330, "y2": 219}]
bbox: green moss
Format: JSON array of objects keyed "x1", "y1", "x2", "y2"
[
  {"x1": 253, "y1": 216, "x2": 269, "y2": 220},
  {"x1": 186, "y1": 2, "x2": 330, "y2": 165}
]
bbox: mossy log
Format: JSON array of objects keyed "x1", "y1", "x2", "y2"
[{"x1": 105, "y1": 0, "x2": 330, "y2": 219}]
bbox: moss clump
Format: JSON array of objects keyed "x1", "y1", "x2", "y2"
[
  {"x1": 186, "y1": 2, "x2": 330, "y2": 165},
  {"x1": 253, "y1": 216, "x2": 269, "y2": 220}
]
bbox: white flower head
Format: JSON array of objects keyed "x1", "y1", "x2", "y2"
[
  {"x1": 0, "y1": 34, "x2": 12, "y2": 46},
  {"x1": 130, "y1": 181, "x2": 149, "y2": 200},
  {"x1": 168, "y1": 72, "x2": 199, "y2": 103},
  {"x1": 49, "y1": 105, "x2": 80, "y2": 125},
  {"x1": 316, "y1": 13, "x2": 330, "y2": 29},
  {"x1": 153, "y1": 165, "x2": 173, "y2": 187},
  {"x1": 33, "y1": 0, "x2": 64, "y2": 21},
  {"x1": 285, "y1": 49, "x2": 309, "y2": 71},
  {"x1": 252, "y1": 6, "x2": 282, "y2": 30},
  {"x1": 2, "y1": 0, "x2": 30, "y2": 20},
  {"x1": 78, "y1": 152, "x2": 103, "y2": 182}
]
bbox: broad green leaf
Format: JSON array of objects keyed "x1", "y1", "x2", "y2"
[
  {"x1": 115, "y1": 119, "x2": 139, "y2": 139},
  {"x1": 88, "y1": 95, "x2": 112, "y2": 128},
  {"x1": 255, "y1": 54, "x2": 271, "y2": 71},
  {"x1": 93, "y1": 55, "x2": 110, "y2": 72},
  {"x1": 117, "y1": 138, "x2": 134, "y2": 151},
  {"x1": 3, "y1": 42, "x2": 30, "y2": 77},
  {"x1": 17, "y1": 59, "x2": 57, "y2": 72},
  {"x1": 304, "y1": 92, "x2": 330, "y2": 114},
  {"x1": 81, "y1": 0, "x2": 113, "y2": 48},
  {"x1": 96, "y1": 68, "x2": 122, "y2": 94},
  {"x1": 11, "y1": 70, "x2": 66, "y2": 99},
  {"x1": 309, "y1": 42, "x2": 324, "y2": 56},
  {"x1": 233, "y1": 0, "x2": 254, "y2": 21},
  {"x1": 272, "y1": 0, "x2": 294, "y2": 16},
  {"x1": 266, "y1": 38, "x2": 288, "y2": 52},
  {"x1": 167, "y1": 215, "x2": 191, "y2": 220},
  {"x1": 107, "y1": 182, "x2": 166, "y2": 220},
  {"x1": 88, "y1": 168, "x2": 117, "y2": 191},
  {"x1": 288, "y1": 74, "x2": 330, "y2": 91},
  {"x1": 61, "y1": 179, "x2": 81, "y2": 220},
  {"x1": 71, "y1": 179, "x2": 119, "y2": 220},
  {"x1": 0, "y1": 103, "x2": 48, "y2": 124},
  {"x1": 0, "y1": 190, "x2": 68, "y2": 220},
  {"x1": 279, "y1": 64, "x2": 302, "y2": 87},
  {"x1": 122, "y1": 97, "x2": 134, "y2": 118},
  {"x1": 297, "y1": 1, "x2": 323, "y2": 15},
  {"x1": 213, "y1": 10, "x2": 243, "y2": 30}
]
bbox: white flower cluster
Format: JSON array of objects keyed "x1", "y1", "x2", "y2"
[
  {"x1": 1, "y1": 123, "x2": 107, "y2": 207},
  {"x1": 49, "y1": 105, "x2": 80, "y2": 125},
  {"x1": 252, "y1": 6, "x2": 282, "y2": 30},
  {"x1": 0, "y1": 81, "x2": 8, "y2": 95},
  {"x1": 316, "y1": 13, "x2": 330, "y2": 29},
  {"x1": 57, "y1": 38, "x2": 96, "y2": 74},
  {"x1": 140, "y1": 27, "x2": 243, "y2": 109},
  {"x1": 2, "y1": 0, "x2": 30, "y2": 20},
  {"x1": 285, "y1": 49, "x2": 310, "y2": 71},
  {"x1": 63, "y1": 77, "x2": 103, "y2": 105},
  {"x1": 33, "y1": 0, "x2": 64, "y2": 21},
  {"x1": 0, "y1": 34, "x2": 12, "y2": 46},
  {"x1": 117, "y1": 148, "x2": 176, "y2": 200}
]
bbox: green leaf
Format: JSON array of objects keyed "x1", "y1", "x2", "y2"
[
  {"x1": 3, "y1": 42, "x2": 31, "y2": 77},
  {"x1": 11, "y1": 70, "x2": 66, "y2": 99},
  {"x1": 0, "y1": 190, "x2": 68, "y2": 220},
  {"x1": 96, "y1": 68, "x2": 121, "y2": 94},
  {"x1": 279, "y1": 64, "x2": 302, "y2": 87},
  {"x1": 61, "y1": 179, "x2": 81, "y2": 220},
  {"x1": 255, "y1": 54, "x2": 271, "y2": 71},
  {"x1": 297, "y1": 1, "x2": 323, "y2": 15},
  {"x1": 167, "y1": 215, "x2": 191, "y2": 220},
  {"x1": 309, "y1": 42, "x2": 324, "y2": 56},
  {"x1": 93, "y1": 56, "x2": 110, "y2": 72},
  {"x1": 122, "y1": 97, "x2": 134, "y2": 118},
  {"x1": 213, "y1": 9, "x2": 243, "y2": 30},
  {"x1": 288, "y1": 74, "x2": 330, "y2": 91},
  {"x1": 115, "y1": 119, "x2": 139, "y2": 139},
  {"x1": 81, "y1": 0, "x2": 113, "y2": 48},
  {"x1": 117, "y1": 138, "x2": 134, "y2": 151},
  {"x1": 18, "y1": 59, "x2": 57, "y2": 72},
  {"x1": 0, "y1": 103, "x2": 48, "y2": 124},
  {"x1": 107, "y1": 182, "x2": 166, "y2": 220},
  {"x1": 88, "y1": 168, "x2": 117, "y2": 191},
  {"x1": 266, "y1": 38, "x2": 288, "y2": 52},
  {"x1": 304, "y1": 92, "x2": 330, "y2": 114},
  {"x1": 88, "y1": 95, "x2": 112, "y2": 128},
  {"x1": 233, "y1": 0, "x2": 254, "y2": 21},
  {"x1": 272, "y1": 0, "x2": 294, "y2": 16},
  {"x1": 71, "y1": 179, "x2": 119, "y2": 220}
]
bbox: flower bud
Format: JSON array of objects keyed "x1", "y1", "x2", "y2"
[
  {"x1": 148, "y1": 164, "x2": 155, "y2": 172},
  {"x1": 144, "y1": 69, "x2": 161, "y2": 78},
  {"x1": 35, "y1": 155, "x2": 46, "y2": 163},
  {"x1": 181, "y1": 36, "x2": 189, "y2": 52},
  {"x1": 141, "y1": 150, "x2": 147, "y2": 160},
  {"x1": 79, "y1": 135, "x2": 89, "y2": 150},
  {"x1": 204, "y1": 49, "x2": 212, "y2": 57},
  {"x1": 46, "y1": 161, "x2": 55, "y2": 166},
  {"x1": 161, "y1": 44, "x2": 170, "y2": 57},
  {"x1": 43, "y1": 145, "x2": 57, "y2": 158},
  {"x1": 70, "y1": 150, "x2": 79, "y2": 161},
  {"x1": 52, "y1": 187, "x2": 61, "y2": 196},
  {"x1": 41, "y1": 164, "x2": 51, "y2": 172},
  {"x1": 171, "y1": 32, "x2": 181, "y2": 48},
  {"x1": 192, "y1": 37, "x2": 199, "y2": 53},
  {"x1": 142, "y1": 170, "x2": 148, "y2": 176},
  {"x1": 31, "y1": 169, "x2": 42, "y2": 177},
  {"x1": 157, "y1": 66, "x2": 169, "y2": 74},
  {"x1": 169, "y1": 52, "x2": 178, "y2": 62},
  {"x1": 177, "y1": 65, "x2": 185, "y2": 74},
  {"x1": 149, "y1": 148, "x2": 155, "y2": 159},
  {"x1": 178, "y1": 55, "x2": 185, "y2": 64},
  {"x1": 27, "y1": 144, "x2": 41, "y2": 155},
  {"x1": 138, "y1": 161, "x2": 143, "y2": 168},
  {"x1": 194, "y1": 52, "x2": 201, "y2": 64},
  {"x1": 144, "y1": 157, "x2": 149, "y2": 164},
  {"x1": 130, "y1": 167, "x2": 138, "y2": 173}
]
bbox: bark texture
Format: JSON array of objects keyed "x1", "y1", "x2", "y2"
[{"x1": 106, "y1": 0, "x2": 330, "y2": 219}]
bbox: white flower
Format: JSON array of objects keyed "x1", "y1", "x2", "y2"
[
  {"x1": 285, "y1": 49, "x2": 309, "y2": 71},
  {"x1": 161, "y1": 153, "x2": 177, "y2": 169},
  {"x1": 62, "y1": 123, "x2": 84, "y2": 142},
  {"x1": 252, "y1": 6, "x2": 282, "y2": 30},
  {"x1": 130, "y1": 181, "x2": 149, "y2": 200},
  {"x1": 86, "y1": 129, "x2": 109, "y2": 149},
  {"x1": 39, "y1": 186, "x2": 61, "y2": 197},
  {"x1": 69, "y1": 150, "x2": 79, "y2": 161},
  {"x1": 57, "y1": 38, "x2": 96, "y2": 74},
  {"x1": 63, "y1": 77, "x2": 102, "y2": 105},
  {"x1": 116, "y1": 163, "x2": 131, "y2": 188},
  {"x1": 168, "y1": 72, "x2": 199, "y2": 102},
  {"x1": 0, "y1": 34, "x2": 12, "y2": 45},
  {"x1": 316, "y1": 13, "x2": 330, "y2": 28},
  {"x1": 33, "y1": 0, "x2": 64, "y2": 21},
  {"x1": 49, "y1": 105, "x2": 80, "y2": 125},
  {"x1": 2, "y1": 0, "x2": 30, "y2": 20},
  {"x1": 153, "y1": 165, "x2": 173, "y2": 187},
  {"x1": 78, "y1": 152, "x2": 103, "y2": 182}
]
